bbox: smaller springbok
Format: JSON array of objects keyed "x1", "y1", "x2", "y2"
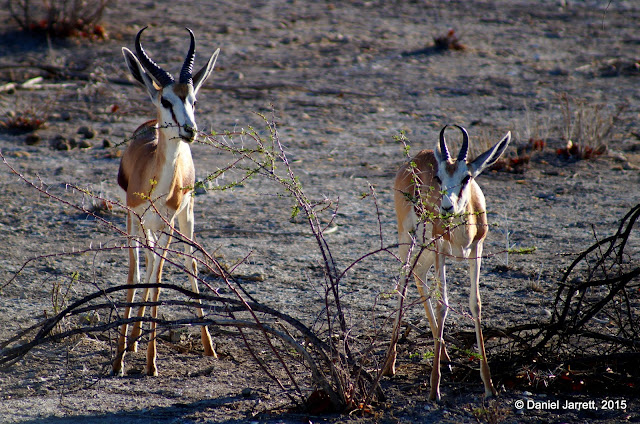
[
  {"x1": 383, "y1": 125, "x2": 511, "y2": 401},
  {"x1": 112, "y1": 27, "x2": 220, "y2": 377}
]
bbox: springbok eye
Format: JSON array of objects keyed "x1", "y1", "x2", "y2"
[{"x1": 160, "y1": 97, "x2": 172, "y2": 109}]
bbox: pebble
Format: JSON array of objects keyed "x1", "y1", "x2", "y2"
[
  {"x1": 52, "y1": 135, "x2": 71, "y2": 151},
  {"x1": 78, "y1": 126, "x2": 96, "y2": 139},
  {"x1": 78, "y1": 140, "x2": 92, "y2": 149},
  {"x1": 230, "y1": 71, "x2": 244, "y2": 80},
  {"x1": 217, "y1": 24, "x2": 231, "y2": 34},
  {"x1": 25, "y1": 134, "x2": 40, "y2": 145}
]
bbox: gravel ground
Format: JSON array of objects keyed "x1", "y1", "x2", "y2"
[{"x1": 0, "y1": 1, "x2": 639, "y2": 422}]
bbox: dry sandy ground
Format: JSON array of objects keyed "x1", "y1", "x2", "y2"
[{"x1": 0, "y1": 0, "x2": 639, "y2": 423}]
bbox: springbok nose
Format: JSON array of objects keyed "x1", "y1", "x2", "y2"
[
  {"x1": 442, "y1": 205, "x2": 453, "y2": 213},
  {"x1": 182, "y1": 126, "x2": 196, "y2": 141}
]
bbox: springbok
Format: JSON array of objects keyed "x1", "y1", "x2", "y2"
[
  {"x1": 112, "y1": 27, "x2": 220, "y2": 377},
  {"x1": 383, "y1": 125, "x2": 511, "y2": 400}
]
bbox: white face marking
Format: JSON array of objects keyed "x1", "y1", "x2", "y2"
[
  {"x1": 432, "y1": 127, "x2": 511, "y2": 218},
  {"x1": 157, "y1": 85, "x2": 197, "y2": 142},
  {"x1": 436, "y1": 162, "x2": 472, "y2": 215}
]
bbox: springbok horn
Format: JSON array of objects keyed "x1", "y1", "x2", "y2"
[
  {"x1": 179, "y1": 28, "x2": 196, "y2": 85},
  {"x1": 455, "y1": 125, "x2": 470, "y2": 162},
  {"x1": 439, "y1": 125, "x2": 452, "y2": 162},
  {"x1": 135, "y1": 26, "x2": 174, "y2": 87}
]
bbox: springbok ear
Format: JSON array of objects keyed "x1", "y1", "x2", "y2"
[
  {"x1": 469, "y1": 131, "x2": 512, "y2": 177},
  {"x1": 122, "y1": 47, "x2": 158, "y2": 100},
  {"x1": 192, "y1": 48, "x2": 220, "y2": 94}
]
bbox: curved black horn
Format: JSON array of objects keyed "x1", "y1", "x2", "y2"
[
  {"x1": 179, "y1": 28, "x2": 196, "y2": 85},
  {"x1": 455, "y1": 125, "x2": 470, "y2": 162},
  {"x1": 439, "y1": 125, "x2": 451, "y2": 162},
  {"x1": 135, "y1": 26, "x2": 174, "y2": 87}
]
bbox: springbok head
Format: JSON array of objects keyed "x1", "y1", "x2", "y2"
[
  {"x1": 434, "y1": 125, "x2": 511, "y2": 215},
  {"x1": 122, "y1": 26, "x2": 220, "y2": 142}
]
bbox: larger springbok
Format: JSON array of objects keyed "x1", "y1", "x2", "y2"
[
  {"x1": 383, "y1": 125, "x2": 511, "y2": 400},
  {"x1": 112, "y1": 27, "x2": 220, "y2": 377}
]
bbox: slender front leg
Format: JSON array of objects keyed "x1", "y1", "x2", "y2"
[
  {"x1": 178, "y1": 201, "x2": 216, "y2": 358},
  {"x1": 145, "y1": 231, "x2": 172, "y2": 377},
  {"x1": 113, "y1": 283, "x2": 135, "y2": 376},
  {"x1": 113, "y1": 213, "x2": 140, "y2": 376},
  {"x1": 469, "y1": 242, "x2": 497, "y2": 398},
  {"x1": 416, "y1": 277, "x2": 452, "y2": 365},
  {"x1": 128, "y1": 284, "x2": 150, "y2": 352},
  {"x1": 146, "y1": 285, "x2": 160, "y2": 377},
  {"x1": 189, "y1": 253, "x2": 216, "y2": 358},
  {"x1": 429, "y1": 251, "x2": 448, "y2": 401},
  {"x1": 129, "y1": 229, "x2": 156, "y2": 352}
]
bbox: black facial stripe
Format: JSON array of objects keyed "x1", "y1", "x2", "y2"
[
  {"x1": 170, "y1": 108, "x2": 179, "y2": 128},
  {"x1": 159, "y1": 97, "x2": 180, "y2": 129},
  {"x1": 458, "y1": 175, "x2": 472, "y2": 197}
]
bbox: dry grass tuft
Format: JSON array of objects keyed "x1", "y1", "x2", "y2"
[
  {"x1": 557, "y1": 93, "x2": 625, "y2": 160},
  {"x1": 8, "y1": 0, "x2": 111, "y2": 39}
]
